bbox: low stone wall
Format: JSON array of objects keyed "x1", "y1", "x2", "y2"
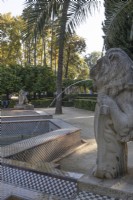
[
  {"x1": 6, "y1": 130, "x2": 81, "y2": 163},
  {"x1": 2, "y1": 119, "x2": 81, "y2": 162}
]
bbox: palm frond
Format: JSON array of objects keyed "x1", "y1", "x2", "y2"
[
  {"x1": 66, "y1": 0, "x2": 100, "y2": 33},
  {"x1": 22, "y1": 0, "x2": 61, "y2": 39},
  {"x1": 103, "y1": 0, "x2": 132, "y2": 43}
]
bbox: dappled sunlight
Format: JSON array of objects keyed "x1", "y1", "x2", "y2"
[
  {"x1": 59, "y1": 141, "x2": 97, "y2": 174},
  {"x1": 55, "y1": 115, "x2": 94, "y2": 122},
  {"x1": 74, "y1": 116, "x2": 94, "y2": 119},
  {"x1": 35, "y1": 110, "x2": 45, "y2": 114},
  {"x1": 73, "y1": 142, "x2": 97, "y2": 156}
]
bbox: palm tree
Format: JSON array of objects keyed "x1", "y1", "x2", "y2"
[
  {"x1": 55, "y1": 0, "x2": 100, "y2": 114},
  {"x1": 23, "y1": 0, "x2": 100, "y2": 114},
  {"x1": 55, "y1": 0, "x2": 70, "y2": 114}
]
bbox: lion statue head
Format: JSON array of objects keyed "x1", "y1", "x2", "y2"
[{"x1": 90, "y1": 48, "x2": 133, "y2": 96}]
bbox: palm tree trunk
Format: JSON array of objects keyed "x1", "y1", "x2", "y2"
[
  {"x1": 54, "y1": 50, "x2": 57, "y2": 75},
  {"x1": 50, "y1": 21, "x2": 54, "y2": 69},
  {"x1": 27, "y1": 38, "x2": 31, "y2": 64},
  {"x1": 42, "y1": 32, "x2": 47, "y2": 66},
  {"x1": 55, "y1": 0, "x2": 70, "y2": 114},
  {"x1": 65, "y1": 45, "x2": 71, "y2": 78},
  {"x1": 34, "y1": 31, "x2": 37, "y2": 66}
]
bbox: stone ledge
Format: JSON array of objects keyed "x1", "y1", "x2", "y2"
[
  {"x1": 14, "y1": 104, "x2": 34, "y2": 110},
  {"x1": 78, "y1": 168, "x2": 133, "y2": 200}
]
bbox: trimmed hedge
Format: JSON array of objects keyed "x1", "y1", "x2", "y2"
[
  {"x1": 31, "y1": 99, "x2": 54, "y2": 108},
  {"x1": 74, "y1": 99, "x2": 97, "y2": 111},
  {"x1": 75, "y1": 96, "x2": 97, "y2": 100},
  {"x1": 2, "y1": 98, "x2": 96, "y2": 111},
  {"x1": 77, "y1": 93, "x2": 97, "y2": 98},
  {"x1": 62, "y1": 101, "x2": 74, "y2": 107},
  {"x1": 1, "y1": 99, "x2": 54, "y2": 108}
]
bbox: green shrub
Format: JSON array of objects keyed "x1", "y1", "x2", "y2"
[
  {"x1": 63, "y1": 94, "x2": 78, "y2": 101},
  {"x1": 77, "y1": 93, "x2": 97, "y2": 98},
  {"x1": 8, "y1": 99, "x2": 17, "y2": 108},
  {"x1": 31, "y1": 99, "x2": 54, "y2": 108},
  {"x1": 76, "y1": 96, "x2": 97, "y2": 100},
  {"x1": 62, "y1": 101, "x2": 74, "y2": 107},
  {"x1": 1, "y1": 98, "x2": 55, "y2": 108},
  {"x1": 74, "y1": 99, "x2": 97, "y2": 111},
  {"x1": 0, "y1": 99, "x2": 17, "y2": 108}
]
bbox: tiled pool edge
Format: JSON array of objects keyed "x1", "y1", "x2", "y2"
[
  {"x1": 0, "y1": 111, "x2": 128, "y2": 200},
  {"x1": 1, "y1": 118, "x2": 82, "y2": 199},
  {"x1": 1, "y1": 119, "x2": 81, "y2": 158},
  {"x1": 1, "y1": 160, "x2": 78, "y2": 200}
]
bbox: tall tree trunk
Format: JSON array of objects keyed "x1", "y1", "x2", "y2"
[
  {"x1": 27, "y1": 39, "x2": 31, "y2": 64},
  {"x1": 34, "y1": 32, "x2": 37, "y2": 66},
  {"x1": 42, "y1": 32, "x2": 47, "y2": 66},
  {"x1": 64, "y1": 46, "x2": 71, "y2": 78},
  {"x1": 50, "y1": 21, "x2": 54, "y2": 69},
  {"x1": 55, "y1": 0, "x2": 70, "y2": 114},
  {"x1": 54, "y1": 50, "x2": 57, "y2": 76}
]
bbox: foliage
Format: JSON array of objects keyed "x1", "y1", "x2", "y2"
[
  {"x1": 2, "y1": 98, "x2": 54, "y2": 108},
  {"x1": 62, "y1": 78, "x2": 93, "y2": 95},
  {"x1": 103, "y1": 0, "x2": 133, "y2": 58},
  {"x1": 76, "y1": 94, "x2": 97, "y2": 98},
  {"x1": 63, "y1": 34, "x2": 88, "y2": 79},
  {"x1": 63, "y1": 78, "x2": 92, "y2": 88},
  {"x1": 0, "y1": 64, "x2": 56, "y2": 97},
  {"x1": 62, "y1": 101, "x2": 74, "y2": 107},
  {"x1": 30, "y1": 99, "x2": 54, "y2": 108},
  {"x1": 74, "y1": 99, "x2": 97, "y2": 111},
  {"x1": 85, "y1": 51, "x2": 101, "y2": 69},
  {"x1": 17, "y1": 65, "x2": 56, "y2": 94},
  {"x1": 8, "y1": 99, "x2": 18, "y2": 108},
  {"x1": 0, "y1": 13, "x2": 24, "y2": 65},
  {"x1": 0, "y1": 12, "x2": 88, "y2": 79},
  {"x1": 0, "y1": 65, "x2": 22, "y2": 96},
  {"x1": 23, "y1": 0, "x2": 100, "y2": 36},
  {"x1": 23, "y1": 0, "x2": 100, "y2": 114}
]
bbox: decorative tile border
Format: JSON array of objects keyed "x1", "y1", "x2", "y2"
[
  {"x1": 2, "y1": 164, "x2": 77, "y2": 200},
  {"x1": 75, "y1": 191, "x2": 121, "y2": 200}
]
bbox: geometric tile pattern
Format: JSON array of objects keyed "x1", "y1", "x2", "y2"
[
  {"x1": 2, "y1": 165, "x2": 77, "y2": 199},
  {"x1": 1, "y1": 120, "x2": 55, "y2": 136},
  {"x1": 7, "y1": 131, "x2": 80, "y2": 163},
  {"x1": 75, "y1": 191, "x2": 121, "y2": 200}
]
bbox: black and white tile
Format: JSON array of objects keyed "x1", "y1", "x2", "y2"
[
  {"x1": 75, "y1": 191, "x2": 121, "y2": 200},
  {"x1": 2, "y1": 165, "x2": 77, "y2": 199}
]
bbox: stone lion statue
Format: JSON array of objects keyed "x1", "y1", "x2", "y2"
[
  {"x1": 18, "y1": 89, "x2": 28, "y2": 105},
  {"x1": 90, "y1": 48, "x2": 133, "y2": 179}
]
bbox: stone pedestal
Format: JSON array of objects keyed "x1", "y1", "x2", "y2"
[{"x1": 14, "y1": 104, "x2": 34, "y2": 110}]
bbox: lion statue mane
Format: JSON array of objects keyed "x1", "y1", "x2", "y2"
[{"x1": 90, "y1": 48, "x2": 133, "y2": 179}]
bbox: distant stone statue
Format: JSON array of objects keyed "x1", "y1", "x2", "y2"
[
  {"x1": 18, "y1": 89, "x2": 28, "y2": 105},
  {"x1": 90, "y1": 48, "x2": 133, "y2": 179}
]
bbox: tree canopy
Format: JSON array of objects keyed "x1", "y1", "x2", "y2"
[{"x1": 0, "y1": 64, "x2": 56, "y2": 98}]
